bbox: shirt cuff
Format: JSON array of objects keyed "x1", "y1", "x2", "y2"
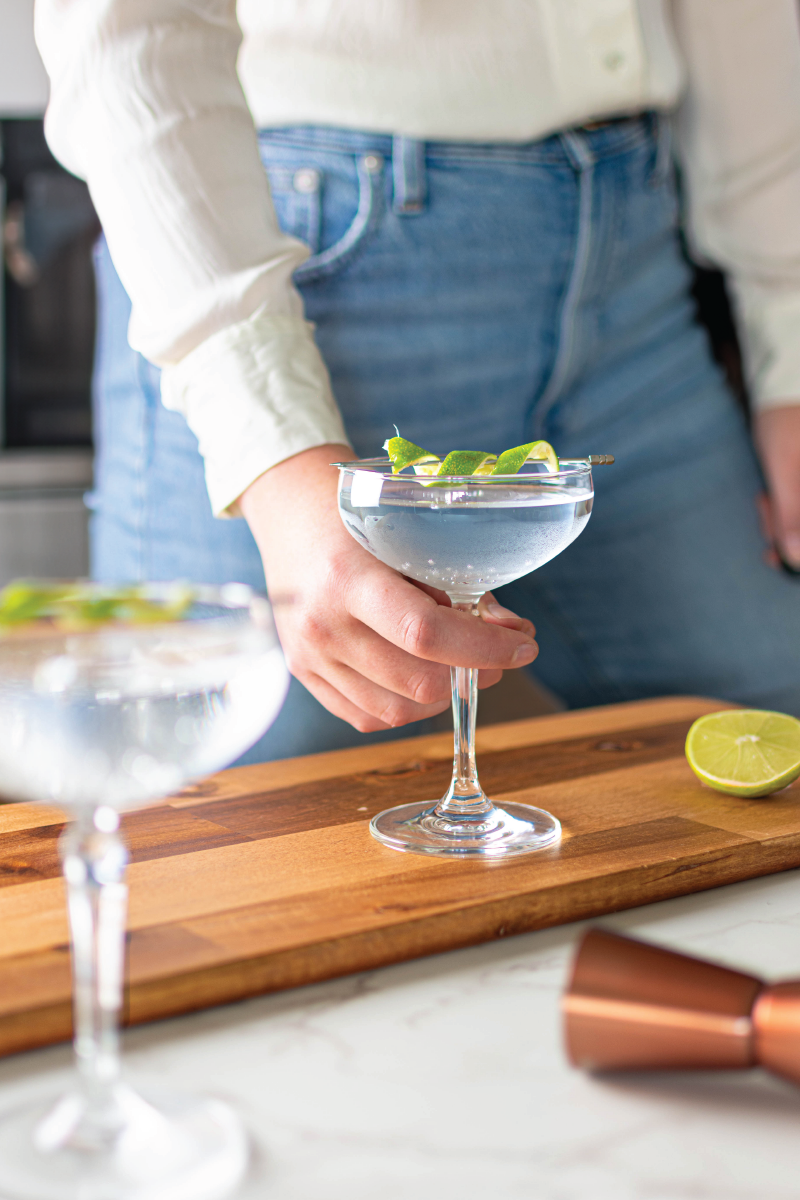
[
  {"x1": 159, "y1": 308, "x2": 349, "y2": 516},
  {"x1": 729, "y1": 282, "x2": 800, "y2": 410}
]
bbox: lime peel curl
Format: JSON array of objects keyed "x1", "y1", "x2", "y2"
[
  {"x1": 383, "y1": 435, "x2": 559, "y2": 480},
  {"x1": 0, "y1": 581, "x2": 194, "y2": 633}
]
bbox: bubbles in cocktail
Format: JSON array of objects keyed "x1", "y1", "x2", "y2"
[{"x1": 341, "y1": 483, "x2": 593, "y2": 594}]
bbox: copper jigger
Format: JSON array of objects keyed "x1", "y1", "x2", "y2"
[{"x1": 563, "y1": 929, "x2": 800, "y2": 1085}]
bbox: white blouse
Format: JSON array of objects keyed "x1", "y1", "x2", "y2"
[{"x1": 34, "y1": 0, "x2": 800, "y2": 514}]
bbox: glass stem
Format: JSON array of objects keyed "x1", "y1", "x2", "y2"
[
  {"x1": 60, "y1": 807, "x2": 129, "y2": 1112},
  {"x1": 435, "y1": 601, "x2": 494, "y2": 820}
]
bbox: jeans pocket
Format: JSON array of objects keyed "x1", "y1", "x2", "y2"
[
  {"x1": 262, "y1": 147, "x2": 385, "y2": 283},
  {"x1": 265, "y1": 165, "x2": 322, "y2": 255}
]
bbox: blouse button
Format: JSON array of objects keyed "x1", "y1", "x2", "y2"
[{"x1": 603, "y1": 50, "x2": 626, "y2": 72}]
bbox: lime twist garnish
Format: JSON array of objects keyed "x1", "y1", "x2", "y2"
[
  {"x1": 383, "y1": 435, "x2": 559, "y2": 480},
  {"x1": 685, "y1": 709, "x2": 800, "y2": 798},
  {"x1": 0, "y1": 581, "x2": 194, "y2": 632}
]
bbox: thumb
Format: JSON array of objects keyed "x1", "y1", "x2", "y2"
[
  {"x1": 754, "y1": 406, "x2": 800, "y2": 569},
  {"x1": 757, "y1": 493, "x2": 781, "y2": 569},
  {"x1": 771, "y1": 496, "x2": 800, "y2": 571},
  {"x1": 769, "y1": 471, "x2": 800, "y2": 569}
]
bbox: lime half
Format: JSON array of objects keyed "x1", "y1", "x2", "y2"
[{"x1": 685, "y1": 709, "x2": 800, "y2": 798}]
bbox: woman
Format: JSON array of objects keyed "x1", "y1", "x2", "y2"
[{"x1": 35, "y1": 1, "x2": 800, "y2": 760}]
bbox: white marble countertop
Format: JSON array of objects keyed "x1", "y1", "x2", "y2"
[{"x1": 3, "y1": 869, "x2": 800, "y2": 1200}]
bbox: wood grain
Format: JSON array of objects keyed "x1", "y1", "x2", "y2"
[{"x1": 2, "y1": 694, "x2": 799, "y2": 1058}]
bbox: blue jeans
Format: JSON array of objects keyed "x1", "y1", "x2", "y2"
[{"x1": 90, "y1": 115, "x2": 800, "y2": 762}]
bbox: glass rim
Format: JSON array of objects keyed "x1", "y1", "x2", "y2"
[
  {"x1": 0, "y1": 580, "x2": 277, "y2": 644},
  {"x1": 0, "y1": 580, "x2": 267, "y2": 604},
  {"x1": 333, "y1": 456, "x2": 594, "y2": 481}
]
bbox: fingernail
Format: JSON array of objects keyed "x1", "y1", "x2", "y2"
[
  {"x1": 783, "y1": 535, "x2": 800, "y2": 567},
  {"x1": 487, "y1": 601, "x2": 518, "y2": 619},
  {"x1": 513, "y1": 644, "x2": 537, "y2": 665}
]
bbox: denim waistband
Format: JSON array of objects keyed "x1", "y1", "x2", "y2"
[
  {"x1": 258, "y1": 112, "x2": 662, "y2": 168},
  {"x1": 258, "y1": 112, "x2": 669, "y2": 220}
]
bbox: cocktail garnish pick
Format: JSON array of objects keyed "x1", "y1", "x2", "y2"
[
  {"x1": 563, "y1": 928, "x2": 800, "y2": 1086},
  {"x1": 383, "y1": 435, "x2": 615, "y2": 477}
]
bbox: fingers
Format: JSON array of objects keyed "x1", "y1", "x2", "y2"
[
  {"x1": 331, "y1": 597, "x2": 521, "y2": 704},
  {"x1": 769, "y1": 475, "x2": 800, "y2": 569},
  {"x1": 284, "y1": 580, "x2": 511, "y2": 728},
  {"x1": 320, "y1": 653, "x2": 452, "y2": 726},
  {"x1": 346, "y1": 567, "x2": 538, "y2": 670},
  {"x1": 301, "y1": 663, "x2": 502, "y2": 732},
  {"x1": 301, "y1": 612, "x2": 504, "y2": 717},
  {"x1": 329, "y1": 619, "x2": 452, "y2": 705},
  {"x1": 477, "y1": 592, "x2": 536, "y2": 639},
  {"x1": 300, "y1": 670, "x2": 394, "y2": 734},
  {"x1": 757, "y1": 493, "x2": 781, "y2": 569},
  {"x1": 244, "y1": 447, "x2": 538, "y2": 732},
  {"x1": 753, "y1": 406, "x2": 800, "y2": 569},
  {"x1": 406, "y1": 579, "x2": 452, "y2": 607}
]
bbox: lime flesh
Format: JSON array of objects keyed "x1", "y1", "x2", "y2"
[{"x1": 685, "y1": 709, "x2": 800, "y2": 798}]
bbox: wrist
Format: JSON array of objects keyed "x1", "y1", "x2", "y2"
[{"x1": 239, "y1": 442, "x2": 354, "y2": 564}]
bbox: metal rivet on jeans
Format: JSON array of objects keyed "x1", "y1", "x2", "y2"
[
  {"x1": 363, "y1": 154, "x2": 384, "y2": 173},
  {"x1": 293, "y1": 168, "x2": 320, "y2": 194}
]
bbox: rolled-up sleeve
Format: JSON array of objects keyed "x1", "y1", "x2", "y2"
[
  {"x1": 673, "y1": 0, "x2": 800, "y2": 411},
  {"x1": 34, "y1": 0, "x2": 348, "y2": 515}
]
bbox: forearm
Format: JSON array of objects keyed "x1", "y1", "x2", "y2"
[
  {"x1": 35, "y1": 0, "x2": 349, "y2": 514},
  {"x1": 673, "y1": 0, "x2": 800, "y2": 410},
  {"x1": 36, "y1": 0, "x2": 307, "y2": 365},
  {"x1": 239, "y1": 443, "x2": 353, "y2": 575}
]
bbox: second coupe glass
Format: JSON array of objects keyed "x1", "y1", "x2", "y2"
[{"x1": 0, "y1": 582, "x2": 288, "y2": 1200}]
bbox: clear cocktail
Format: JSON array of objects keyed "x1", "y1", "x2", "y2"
[
  {"x1": 338, "y1": 459, "x2": 594, "y2": 857},
  {"x1": 0, "y1": 582, "x2": 288, "y2": 1200}
]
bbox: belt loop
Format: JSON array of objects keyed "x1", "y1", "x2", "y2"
[
  {"x1": 392, "y1": 135, "x2": 426, "y2": 215},
  {"x1": 651, "y1": 111, "x2": 673, "y2": 188},
  {"x1": 559, "y1": 130, "x2": 595, "y2": 174}
]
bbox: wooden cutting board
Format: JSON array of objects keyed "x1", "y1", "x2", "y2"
[{"x1": 2, "y1": 694, "x2": 800, "y2": 1058}]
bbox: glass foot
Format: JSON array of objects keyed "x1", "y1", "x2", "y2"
[
  {"x1": 370, "y1": 800, "x2": 561, "y2": 858},
  {"x1": 0, "y1": 1083, "x2": 248, "y2": 1200}
]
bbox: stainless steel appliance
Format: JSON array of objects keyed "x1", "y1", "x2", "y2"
[{"x1": 0, "y1": 116, "x2": 96, "y2": 583}]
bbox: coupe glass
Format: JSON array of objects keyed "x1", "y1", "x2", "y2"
[
  {"x1": 338, "y1": 458, "x2": 594, "y2": 858},
  {"x1": 0, "y1": 582, "x2": 288, "y2": 1200}
]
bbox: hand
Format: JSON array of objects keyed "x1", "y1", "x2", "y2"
[
  {"x1": 240, "y1": 444, "x2": 539, "y2": 732},
  {"x1": 753, "y1": 405, "x2": 800, "y2": 569}
]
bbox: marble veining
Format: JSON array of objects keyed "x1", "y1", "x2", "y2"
[{"x1": 3, "y1": 870, "x2": 800, "y2": 1198}]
